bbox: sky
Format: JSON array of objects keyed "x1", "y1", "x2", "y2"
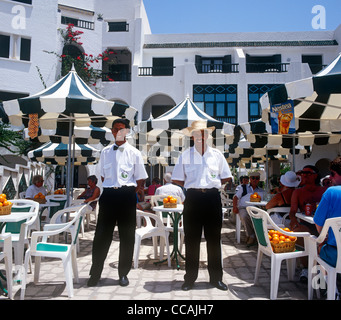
[{"x1": 143, "y1": 0, "x2": 341, "y2": 34}]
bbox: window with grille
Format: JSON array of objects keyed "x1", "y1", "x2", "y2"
[{"x1": 193, "y1": 85, "x2": 237, "y2": 124}]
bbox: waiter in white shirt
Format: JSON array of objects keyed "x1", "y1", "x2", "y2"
[
  {"x1": 87, "y1": 119, "x2": 148, "y2": 287},
  {"x1": 172, "y1": 120, "x2": 232, "y2": 291}
]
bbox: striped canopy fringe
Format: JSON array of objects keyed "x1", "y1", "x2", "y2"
[{"x1": 260, "y1": 52, "x2": 341, "y2": 134}]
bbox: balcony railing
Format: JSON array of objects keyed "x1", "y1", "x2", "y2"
[
  {"x1": 61, "y1": 16, "x2": 94, "y2": 30},
  {"x1": 215, "y1": 116, "x2": 237, "y2": 125},
  {"x1": 196, "y1": 63, "x2": 239, "y2": 74},
  {"x1": 246, "y1": 63, "x2": 289, "y2": 73},
  {"x1": 138, "y1": 66, "x2": 175, "y2": 76},
  {"x1": 102, "y1": 72, "x2": 131, "y2": 82}
]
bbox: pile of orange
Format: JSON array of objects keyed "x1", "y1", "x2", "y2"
[
  {"x1": 0, "y1": 193, "x2": 11, "y2": 207},
  {"x1": 34, "y1": 192, "x2": 45, "y2": 199},
  {"x1": 268, "y1": 227, "x2": 297, "y2": 245},
  {"x1": 163, "y1": 195, "x2": 177, "y2": 204},
  {"x1": 250, "y1": 192, "x2": 261, "y2": 202},
  {"x1": 54, "y1": 189, "x2": 64, "y2": 194}
]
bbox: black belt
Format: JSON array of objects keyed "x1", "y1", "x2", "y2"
[
  {"x1": 104, "y1": 186, "x2": 135, "y2": 190},
  {"x1": 188, "y1": 188, "x2": 218, "y2": 193}
]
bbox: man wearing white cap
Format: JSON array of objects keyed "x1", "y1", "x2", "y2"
[
  {"x1": 172, "y1": 120, "x2": 232, "y2": 291},
  {"x1": 233, "y1": 171, "x2": 264, "y2": 246}
]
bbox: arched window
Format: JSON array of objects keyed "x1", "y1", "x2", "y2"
[{"x1": 61, "y1": 44, "x2": 84, "y2": 76}]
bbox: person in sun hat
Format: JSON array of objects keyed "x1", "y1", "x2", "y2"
[
  {"x1": 233, "y1": 171, "x2": 264, "y2": 247},
  {"x1": 172, "y1": 120, "x2": 232, "y2": 292},
  {"x1": 266, "y1": 171, "x2": 301, "y2": 210}
]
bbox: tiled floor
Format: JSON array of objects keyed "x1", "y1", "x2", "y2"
[{"x1": 2, "y1": 218, "x2": 310, "y2": 301}]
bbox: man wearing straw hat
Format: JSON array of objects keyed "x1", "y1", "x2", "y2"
[{"x1": 172, "y1": 120, "x2": 232, "y2": 291}]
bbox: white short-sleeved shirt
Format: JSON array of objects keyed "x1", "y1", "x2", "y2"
[
  {"x1": 100, "y1": 142, "x2": 148, "y2": 188},
  {"x1": 234, "y1": 184, "x2": 264, "y2": 208},
  {"x1": 25, "y1": 185, "x2": 47, "y2": 199},
  {"x1": 172, "y1": 146, "x2": 232, "y2": 190},
  {"x1": 155, "y1": 183, "x2": 186, "y2": 202}
]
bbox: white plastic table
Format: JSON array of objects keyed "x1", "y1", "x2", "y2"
[{"x1": 153, "y1": 204, "x2": 184, "y2": 270}]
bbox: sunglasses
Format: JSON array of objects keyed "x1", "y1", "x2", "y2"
[
  {"x1": 300, "y1": 171, "x2": 316, "y2": 175},
  {"x1": 250, "y1": 177, "x2": 260, "y2": 180}
]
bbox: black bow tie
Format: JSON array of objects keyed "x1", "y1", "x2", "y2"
[{"x1": 113, "y1": 145, "x2": 119, "y2": 151}]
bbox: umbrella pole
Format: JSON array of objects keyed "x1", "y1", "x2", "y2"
[
  {"x1": 292, "y1": 136, "x2": 296, "y2": 172},
  {"x1": 66, "y1": 119, "x2": 72, "y2": 207},
  {"x1": 266, "y1": 149, "x2": 269, "y2": 192},
  {"x1": 71, "y1": 136, "x2": 76, "y2": 199}
]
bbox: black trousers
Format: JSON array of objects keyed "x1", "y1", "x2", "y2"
[
  {"x1": 89, "y1": 187, "x2": 136, "y2": 279},
  {"x1": 183, "y1": 188, "x2": 223, "y2": 283}
]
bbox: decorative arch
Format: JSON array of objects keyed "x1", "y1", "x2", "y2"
[{"x1": 142, "y1": 94, "x2": 176, "y2": 121}]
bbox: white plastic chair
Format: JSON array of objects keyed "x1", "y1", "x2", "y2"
[
  {"x1": 308, "y1": 217, "x2": 341, "y2": 300},
  {"x1": 0, "y1": 199, "x2": 39, "y2": 276},
  {"x1": 50, "y1": 204, "x2": 88, "y2": 252},
  {"x1": 267, "y1": 207, "x2": 291, "y2": 228},
  {"x1": 151, "y1": 195, "x2": 184, "y2": 254},
  {"x1": 246, "y1": 206, "x2": 311, "y2": 300},
  {"x1": 45, "y1": 195, "x2": 67, "y2": 221},
  {"x1": 20, "y1": 204, "x2": 87, "y2": 299},
  {"x1": 133, "y1": 210, "x2": 171, "y2": 269},
  {"x1": 0, "y1": 233, "x2": 12, "y2": 299}
]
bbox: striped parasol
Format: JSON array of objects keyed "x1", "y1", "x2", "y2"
[
  {"x1": 28, "y1": 139, "x2": 100, "y2": 166},
  {"x1": 3, "y1": 66, "x2": 137, "y2": 139}
]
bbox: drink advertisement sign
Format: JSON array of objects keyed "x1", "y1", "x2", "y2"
[{"x1": 270, "y1": 100, "x2": 295, "y2": 134}]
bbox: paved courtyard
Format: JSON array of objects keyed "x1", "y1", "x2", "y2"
[{"x1": 3, "y1": 217, "x2": 309, "y2": 301}]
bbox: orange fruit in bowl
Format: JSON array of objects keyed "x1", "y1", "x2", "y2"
[
  {"x1": 2, "y1": 200, "x2": 10, "y2": 207},
  {"x1": 279, "y1": 235, "x2": 286, "y2": 241},
  {"x1": 271, "y1": 238, "x2": 279, "y2": 244},
  {"x1": 0, "y1": 196, "x2": 6, "y2": 203},
  {"x1": 163, "y1": 198, "x2": 169, "y2": 204},
  {"x1": 169, "y1": 197, "x2": 177, "y2": 204}
]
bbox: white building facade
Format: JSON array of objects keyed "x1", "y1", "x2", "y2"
[{"x1": 1, "y1": 0, "x2": 341, "y2": 173}]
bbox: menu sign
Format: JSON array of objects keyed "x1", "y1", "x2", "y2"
[{"x1": 270, "y1": 100, "x2": 295, "y2": 134}]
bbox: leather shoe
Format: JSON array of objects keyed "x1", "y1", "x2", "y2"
[
  {"x1": 181, "y1": 282, "x2": 194, "y2": 291},
  {"x1": 87, "y1": 276, "x2": 99, "y2": 287},
  {"x1": 210, "y1": 280, "x2": 228, "y2": 291},
  {"x1": 119, "y1": 275, "x2": 129, "y2": 287}
]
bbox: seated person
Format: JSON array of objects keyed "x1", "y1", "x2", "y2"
[
  {"x1": 147, "y1": 177, "x2": 161, "y2": 196},
  {"x1": 155, "y1": 173, "x2": 185, "y2": 203},
  {"x1": 233, "y1": 171, "x2": 264, "y2": 247},
  {"x1": 314, "y1": 156, "x2": 341, "y2": 268},
  {"x1": 77, "y1": 175, "x2": 100, "y2": 210},
  {"x1": 289, "y1": 165, "x2": 326, "y2": 282},
  {"x1": 266, "y1": 171, "x2": 300, "y2": 210},
  {"x1": 25, "y1": 175, "x2": 47, "y2": 199}
]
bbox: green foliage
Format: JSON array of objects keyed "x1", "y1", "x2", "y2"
[
  {"x1": 45, "y1": 23, "x2": 115, "y2": 86},
  {"x1": 0, "y1": 122, "x2": 32, "y2": 158}
]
